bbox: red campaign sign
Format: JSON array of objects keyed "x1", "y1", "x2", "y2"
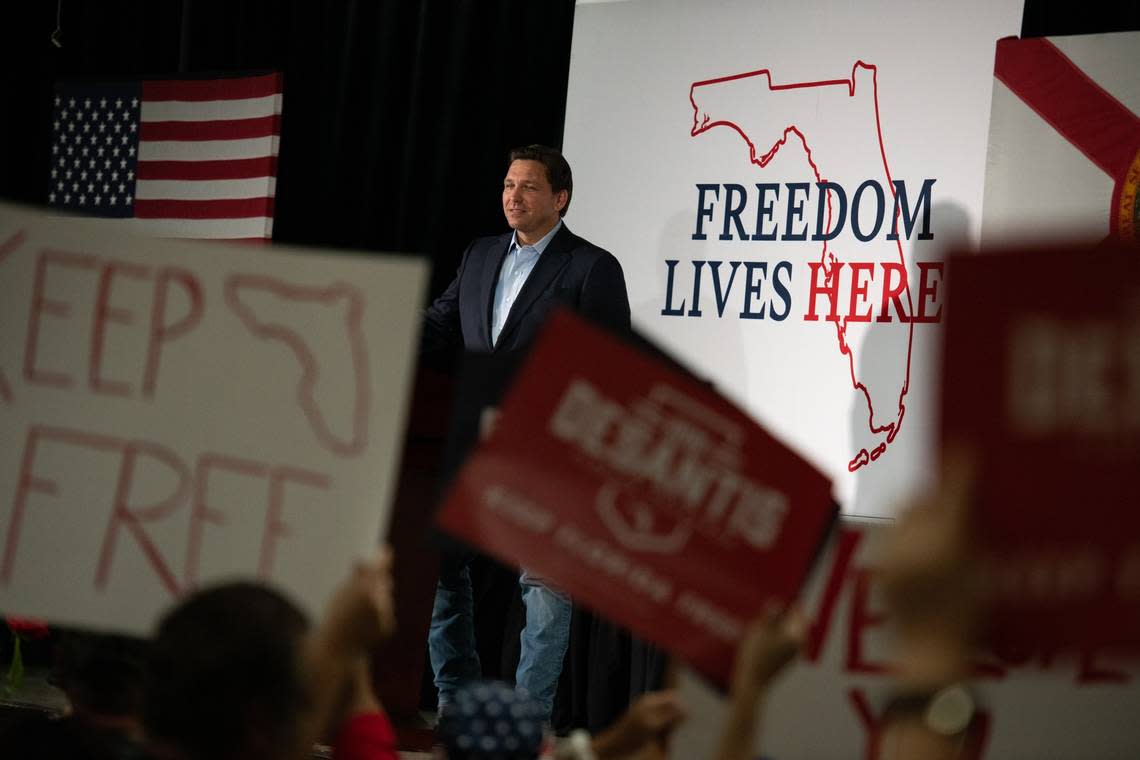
[
  {"x1": 435, "y1": 309, "x2": 836, "y2": 686},
  {"x1": 941, "y1": 243, "x2": 1140, "y2": 656}
]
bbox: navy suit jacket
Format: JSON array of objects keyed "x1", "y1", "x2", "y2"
[{"x1": 422, "y1": 223, "x2": 631, "y2": 355}]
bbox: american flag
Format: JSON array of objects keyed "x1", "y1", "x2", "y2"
[{"x1": 48, "y1": 72, "x2": 282, "y2": 242}]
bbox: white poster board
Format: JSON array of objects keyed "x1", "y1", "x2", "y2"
[
  {"x1": 669, "y1": 518, "x2": 1140, "y2": 760},
  {"x1": 563, "y1": 0, "x2": 1023, "y2": 517},
  {"x1": 0, "y1": 203, "x2": 427, "y2": 634}
]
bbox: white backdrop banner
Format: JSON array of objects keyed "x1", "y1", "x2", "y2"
[
  {"x1": 563, "y1": 0, "x2": 1023, "y2": 517},
  {"x1": 0, "y1": 203, "x2": 427, "y2": 634}
]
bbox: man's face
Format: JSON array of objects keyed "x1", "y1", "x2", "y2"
[{"x1": 502, "y1": 159, "x2": 567, "y2": 243}]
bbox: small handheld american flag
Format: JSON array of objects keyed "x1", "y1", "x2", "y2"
[{"x1": 48, "y1": 72, "x2": 282, "y2": 242}]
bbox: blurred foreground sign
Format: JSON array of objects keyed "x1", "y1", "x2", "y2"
[
  {"x1": 942, "y1": 243, "x2": 1140, "y2": 654},
  {"x1": 0, "y1": 203, "x2": 427, "y2": 633},
  {"x1": 435, "y1": 309, "x2": 836, "y2": 685}
]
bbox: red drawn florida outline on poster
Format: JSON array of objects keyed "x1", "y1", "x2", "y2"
[
  {"x1": 226, "y1": 275, "x2": 371, "y2": 458},
  {"x1": 689, "y1": 61, "x2": 914, "y2": 472}
]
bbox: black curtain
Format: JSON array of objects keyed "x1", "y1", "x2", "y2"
[{"x1": 0, "y1": 0, "x2": 576, "y2": 301}]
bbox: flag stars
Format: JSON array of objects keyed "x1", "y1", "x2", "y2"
[
  {"x1": 115, "y1": 98, "x2": 124, "y2": 109},
  {"x1": 68, "y1": 97, "x2": 76, "y2": 107},
  {"x1": 129, "y1": 123, "x2": 136, "y2": 133},
  {"x1": 49, "y1": 192, "x2": 56, "y2": 203},
  {"x1": 54, "y1": 95, "x2": 61, "y2": 106},
  {"x1": 79, "y1": 195, "x2": 87, "y2": 205},
  {"x1": 109, "y1": 196, "x2": 118, "y2": 206},
  {"x1": 80, "y1": 170, "x2": 87, "y2": 181},
  {"x1": 64, "y1": 193, "x2": 71, "y2": 203},
  {"x1": 126, "y1": 170, "x2": 134, "y2": 181},
  {"x1": 100, "y1": 97, "x2": 107, "y2": 108},
  {"x1": 83, "y1": 98, "x2": 92, "y2": 108},
  {"x1": 130, "y1": 97, "x2": 138, "y2": 108},
  {"x1": 94, "y1": 195, "x2": 102, "y2": 205}
]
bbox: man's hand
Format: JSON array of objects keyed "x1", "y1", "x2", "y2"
[
  {"x1": 878, "y1": 449, "x2": 979, "y2": 688},
  {"x1": 712, "y1": 604, "x2": 806, "y2": 760},
  {"x1": 301, "y1": 547, "x2": 397, "y2": 751},
  {"x1": 730, "y1": 604, "x2": 807, "y2": 698}
]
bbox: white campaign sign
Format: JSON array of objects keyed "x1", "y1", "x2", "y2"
[
  {"x1": 0, "y1": 203, "x2": 427, "y2": 634},
  {"x1": 669, "y1": 518, "x2": 1140, "y2": 760},
  {"x1": 563, "y1": 0, "x2": 1023, "y2": 517}
]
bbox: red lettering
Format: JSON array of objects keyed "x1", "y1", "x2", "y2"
[
  {"x1": 143, "y1": 267, "x2": 204, "y2": 398},
  {"x1": 915, "y1": 261, "x2": 944, "y2": 323},
  {"x1": 847, "y1": 568, "x2": 890, "y2": 674},
  {"x1": 90, "y1": 259, "x2": 151, "y2": 397},
  {"x1": 95, "y1": 440, "x2": 188, "y2": 596},
  {"x1": 24, "y1": 250, "x2": 98, "y2": 388},
  {"x1": 0, "y1": 230, "x2": 27, "y2": 403},
  {"x1": 875, "y1": 262, "x2": 910, "y2": 323},
  {"x1": 3, "y1": 428, "x2": 60, "y2": 584},
  {"x1": 186, "y1": 454, "x2": 268, "y2": 587},
  {"x1": 1077, "y1": 648, "x2": 1132, "y2": 685},
  {"x1": 849, "y1": 688, "x2": 888, "y2": 760},
  {"x1": 805, "y1": 527, "x2": 863, "y2": 662},
  {"x1": 260, "y1": 467, "x2": 330, "y2": 578},
  {"x1": 2, "y1": 426, "x2": 123, "y2": 584},
  {"x1": 968, "y1": 650, "x2": 1010, "y2": 680},
  {"x1": 847, "y1": 262, "x2": 875, "y2": 323},
  {"x1": 804, "y1": 261, "x2": 842, "y2": 322}
]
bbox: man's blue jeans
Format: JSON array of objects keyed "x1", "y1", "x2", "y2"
[{"x1": 429, "y1": 554, "x2": 571, "y2": 719}]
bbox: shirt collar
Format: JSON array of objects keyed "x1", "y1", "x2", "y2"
[{"x1": 509, "y1": 219, "x2": 562, "y2": 256}]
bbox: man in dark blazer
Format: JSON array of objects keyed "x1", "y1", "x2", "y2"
[{"x1": 422, "y1": 144, "x2": 630, "y2": 719}]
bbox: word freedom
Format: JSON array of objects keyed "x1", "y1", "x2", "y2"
[{"x1": 692, "y1": 179, "x2": 935, "y2": 243}]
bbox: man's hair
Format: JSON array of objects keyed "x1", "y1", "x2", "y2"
[
  {"x1": 142, "y1": 583, "x2": 310, "y2": 760},
  {"x1": 507, "y1": 144, "x2": 573, "y2": 217}
]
